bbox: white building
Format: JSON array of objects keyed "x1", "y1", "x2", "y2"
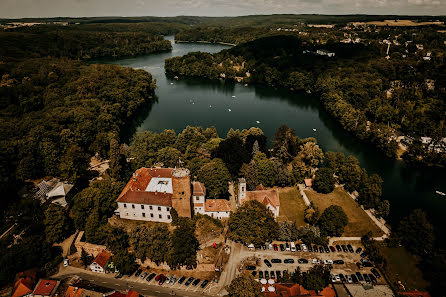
[
  {"x1": 204, "y1": 199, "x2": 231, "y2": 220},
  {"x1": 238, "y1": 178, "x2": 280, "y2": 218},
  {"x1": 192, "y1": 181, "x2": 206, "y2": 215},
  {"x1": 316, "y1": 49, "x2": 335, "y2": 57},
  {"x1": 89, "y1": 250, "x2": 111, "y2": 273}
]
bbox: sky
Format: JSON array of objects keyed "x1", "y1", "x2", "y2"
[{"x1": 1, "y1": 0, "x2": 445, "y2": 19}]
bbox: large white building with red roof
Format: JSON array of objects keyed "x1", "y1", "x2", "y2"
[
  {"x1": 116, "y1": 167, "x2": 192, "y2": 223},
  {"x1": 238, "y1": 178, "x2": 280, "y2": 218}
]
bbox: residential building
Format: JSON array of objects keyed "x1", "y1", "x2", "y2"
[
  {"x1": 204, "y1": 199, "x2": 231, "y2": 219},
  {"x1": 115, "y1": 167, "x2": 192, "y2": 223},
  {"x1": 89, "y1": 249, "x2": 111, "y2": 273},
  {"x1": 65, "y1": 286, "x2": 103, "y2": 297},
  {"x1": 238, "y1": 179, "x2": 280, "y2": 218},
  {"x1": 12, "y1": 270, "x2": 36, "y2": 297},
  {"x1": 192, "y1": 181, "x2": 206, "y2": 215},
  {"x1": 316, "y1": 49, "x2": 335, "y2": 57},
  {"x1": 263, "y1": 283, "x2": 335, "y2": 297},
  {"x1": 32, "y1": 280, "x2": 60, "y2": 297}
]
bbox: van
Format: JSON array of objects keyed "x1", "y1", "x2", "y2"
[{"x1": 290, "y1": 242, "x2": 296, "y2": 252}]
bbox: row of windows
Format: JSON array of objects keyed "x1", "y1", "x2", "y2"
[
  {"x1": 124, "y1": 212, "x2": 171, "y2": 220},
  {"x1": 123, "y1": 204, "x2": 170, "y2": 212}
]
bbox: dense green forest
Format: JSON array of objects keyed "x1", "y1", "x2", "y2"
[{"x1": 165, "y1": 34, "x2": 446, "y2": 165}]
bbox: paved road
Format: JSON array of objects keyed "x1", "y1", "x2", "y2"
[{"x1": 53, "y1": 266, "x2": 213, "y2": 297}]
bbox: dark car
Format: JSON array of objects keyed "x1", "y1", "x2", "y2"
[
  {"x1": 351, "y1": 274, "x2": 358, "y2": 283},
  {"x1": 330, "y1": 246, "x2": 336, "y2": 252},
  {"x1": 270, "y1": 271, "x2": 275, "y2": 278},
  {"x1": 324, "y1": 246, "x2": 330, "y2": 253},
  {"x1": 341, "y1": 245, "x2": 348, "y2": 252},
  {"x1": 356, "y1": 247, "x2": 363, "y2": 254},
  {"x1": 280, "y1": 244, "x2": 285, "y2": 251},
  {"x1": 298, "y1": 258, "x2": 309, "y2": 264},
  {"x1": 265, "y1": 271, "x2": 269, "y2": 279},
  {"x1": 200, "y1": 280, "x2": 209, "y2": 288},
  {"x1": 339, "y1": 274, "x2": 346, "y2": 282},
  {"x1": 356, "y1": 262, "x2": 363, "y2": 269},
  {"x1": 185, "y1": 277, "x2": 194, "y2": 286},
  {"x1": 135, "y1": 269, "x2": 142, "y2": 277},
  {"x1": 319, "y1": 246, "x2": 324, "y2": 253},
  {"x1": 313, "y1": 245, "x2": 318, "y2": 252},
  {"x1": 308, "y1": 245, "x2": 313, "y2": 252},
  {"x1": 347, "y1": 244, "x2": 354, "y2": 253},
  {"x1": 141, "y1": 272, "x2": 148, "y2": 279},
  {"x1": 192, "y1": 279, "x2": 201, "y2": 286},
  {"x1": 363, "y1": 274, "x2": 371, "y2": 283},
  {"x1": 296, "y1": 244, "x2": 301, "y2": 252},
  {"x1": 178, "y1": 276, "x2": 186, "y2": 284},
  {"x1": 336, "y1": 245, "x2": 342, "y2": 252},
  {"x1": 262, "y1": 244, "x2": 267, "y2": 250},
  {"x1": 369, "y1": 274, "x2": 377, "y2": 283},
  {"x1": 271, "y1": 259, "x2": 282, "y2": 263},
  {"x1": 146, "y1": 273, "x2": 156, "y2": 282},
  {"x1": 259, "y1": 271, "x2": 264, "y2": 279},
  {"x1": 284, "y1": 259, "x2": 295, "y2": 264},
  {"x1": 356, "y1": 272, "x2": 364, "y2": 282},
  {"x1": 333, "y1": 260, "x2": 344, "y2": 264},
  {"x1": 363, "y1": 262, "x2": 373, "y2": 267},
  {"x1": 273, "y1": 244, "x2": 278, "y2": 251},
  {"x1": 246, "y1": 265, "x2": 256, "y2": 270},
  {"x1": 251, "y1": 271, "x2": 257, "y2": 277},
  {"x1": 371, "y1": 268, "x2": 381, "y2": 278},
  {"x1": 360, "y1": 251, "x2": 368, "y2": 258},
  {"x1": 264, "y1": 259, "x2": 272, "y2": 267},
  {"x1": 276, "y1": 271, "x2": 282, "y2": 279}
]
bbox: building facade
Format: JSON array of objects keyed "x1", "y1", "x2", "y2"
[{"x1": 238, "y1": 178, "x2": 280, "y2": 218}]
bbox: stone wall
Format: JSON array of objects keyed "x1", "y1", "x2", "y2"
[{"x1": 74, "y1": 231, "x2": 107, "y2": 257}]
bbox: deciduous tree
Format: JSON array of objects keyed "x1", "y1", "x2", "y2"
[
  {"x1": 227, "y1": 273, "x2": 262, "y2": 297},
  {"x1": 318, "y1": 205, "x2": 348, "y2": 237}
]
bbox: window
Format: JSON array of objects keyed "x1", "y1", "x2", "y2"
[
  {"x1": 159, "y1": 214, "x2": 162, "y2": 219},
  {"x1": 167, "y1": 215, "x2": 171, "y2": 220},
  {"x1": 158, "y1": 206, "x2": 161, "y2": 211},
  {"x1": 149, "y1": 206, "x2": 153, "y2": 210},
  {"x1": 132, "y1": 204, "x2": 135, "y2": 209},
  {"x1": 124, "y1": 204, "x2": 127, "y2": 208},
  {"x1": 195, "y1": 196, "x2": 199, "y2": 201},
  {"x1": 141, "y1": 205, "x2": 144, "y2": 210},
  {"x1": 150, "y1": 213, "x2": 153, "y2": 218},
  {"x1": 167, "y1": 207, "x2": 170, "y2": 211},
  {"x1": 242, "y1": 187, "x2": 245, "y2": 191},
  {"x1": 125, "y1": 213, "x2": 129, "y2": 216},
  {"x1": 142, "y1": 213, "x2": 146, "y2": 217}
]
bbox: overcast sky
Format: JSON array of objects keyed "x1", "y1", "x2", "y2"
[{"x1": 1, "y1": 0, "x2": 445, "y2": 19}]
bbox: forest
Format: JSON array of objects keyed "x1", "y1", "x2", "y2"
[{"x1": 165, "y1": 33, "x2": 446, "y2": 165}]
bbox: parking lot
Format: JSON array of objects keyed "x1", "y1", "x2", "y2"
[{"x1": 242, "y1": 241, "x2": 385, "y2": 286}]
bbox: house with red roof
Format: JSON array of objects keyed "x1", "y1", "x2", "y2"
[
  {"x1": 12, "y1": 270, "x2": 36, "y2": 297},
  {"x1": 238, "y1": 178, "x2": 280, "y2": 218},
  {"x1": 263, "y1": 283, "x2": 335, "y2": 297},
  {"x1": 204, "y1": 198, "x2": 232, "y2": 219},
  {"x1": 192, "y1": 181, "x2": 206, "y2": 215},
  {"x1": 32, "y1": 279, "x2": 60, "y2": 297},
  {"x1": 89, "y1": 249, "x2": 112, "y2": 273}
]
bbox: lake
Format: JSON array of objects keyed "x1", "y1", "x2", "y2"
[{"x1": 96, "y1": 36, "x2": 446, "y2": 244}]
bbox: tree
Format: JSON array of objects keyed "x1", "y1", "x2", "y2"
[
  {"x1": 324, "y1": 151, "x2": 345, "y2": 174},
  {"x1": 338, "y1": 155, "x2": 365, "y2": 192},
  {"x1": 297, "y1": 142, "x2": 324, "y2": 168},
  {"x1": 318, "y1": 205, "x2": 348, "y2": 237},
  {"x1": 156, "y1": 147, "x2": 182, "y2": 167},
  {"x1": 104, "y1": 226, "x2": 129, "y2": 255},
  {"x1": 312, "y1": 168, "x2": 335, "y2": 194},
  {"x1": 84, "y1": 211, "x2": 106, "y2": 244},
  {"x1": 113, "y1": 251, "x2": 138, "y2": 275},
  {"x1": 44, "y1": 204, "x2": 71, "y2": 244},
  {"x1": 397, "y1": 209, "x2": 435, "y2": 255},
  {"x1": 358, "y1": 174, "x2": 383, "y2": 209},
  {"x1": 304, "y1": 203, "x2": 320, "y2": 225},
  {"x1": 213, "y1": 136, "x2": 250, "y2": 177},
  {"x1": 301, "y1": 265, "x2": 331, "y2": 292},
  {"x1": 375, "y1": 200, "x2": 390, "y2": 218},
  {"x1": 227, "y1": 273, "x2": 262, "y2": 297},
  {"x1": 109, "y1": 138, "x2": 126, "y2": 180},
  {"x1": 228, "y1": 200, "x2": 278, "y2": 247},
  {"x1": 59, "y1": 144, "x2": 89, "y2": 182},
  {"x1": 167, "y1": 219, "x2": 199, "y2": 268},
  {"x1": 146, "y1": 224, "x2": 171, "y2": 264},
  {"x1": 197, "y1": 158, "x2": 231, "y2": 198},
  {"x1": 175, "y1": 126, "x2": 206, "y2": 153},
  {"x1": 252, "y1": 140, "x2": 260, "y2": 156},
  {"x1": 80, "y1": 248, "x2": 93, "y2": 267},
  {"x1": 272, "y1": 125, "x2": 298, "y2": 163}
]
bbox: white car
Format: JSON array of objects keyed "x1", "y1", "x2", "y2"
[
  {"x1": 268, "y1": 243, "x2": 273, "y2": 250},
  {"x1": 301, "y1": 244, "x2": 307, "y2": 252},
  {"x1": 63, "y1": 259, "x2": 69, "y2": 267},
  {"x1": 331, "y1": 274, "x2": 341, "y2": 282},
  {"x1": 346, "y1": 275, "x2": 353, "y2": 283},
  {"x1": 312, "y1": 259, "x2": 320, "y2": 264},
  {"x1": 290, "y1": 242, "x2": 296, "y2": 252},
  {"x1": 323, "y1": 259, "x2": 333, "y2": 265}
]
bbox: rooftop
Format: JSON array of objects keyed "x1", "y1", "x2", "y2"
[
  {"x1": 92, "y1": 250, "x2": 112, "y2": 268},
  {"x1": 244, "y1": 189, "x2": 280, "y2": 208},
  {"x1": 192, "y1": 181, "x2": 206, "y2": 196},
  {"x1": 33, "y1": 279, "x2": 59, "y2": 296},
  {"x1": 205, "y1": 199, "x2": 232, "y2": 212}
]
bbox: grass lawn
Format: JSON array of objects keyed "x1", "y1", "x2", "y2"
[
  {"x1": 277, "y1": 187, "x2": 307, "y2": 226},
  {"x1": 381, "y1": 246, "x2": 429, "y2": 291},
  {"x1": 305, "y1": 187, "x2": 383, "y2": 237}
]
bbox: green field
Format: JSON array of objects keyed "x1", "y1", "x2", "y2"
[{"x1": 278, "y1": 187, "x2": 307, "y2": 226}]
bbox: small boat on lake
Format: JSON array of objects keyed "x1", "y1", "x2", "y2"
[{"x1": 436, "y1": 191, "x2": 446, "y2": 196}]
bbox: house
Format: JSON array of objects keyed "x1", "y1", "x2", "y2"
[
  {"x1": 204, "y1": 199, "x2": 231, "y2": 219},
  {"x1": 46, "y1": 182, "x2": 73, "y2": 207},
  {"x1": 192, "y1": 181, "x2": 206, "y2": 215},
  {"x1": 32, "y1": 279, "x2": 60, "y2": 297},
  {"x1": 89, "y1": 249, "x2": 112, "y2": 273},
  {"x1": 12, "y1": 270, "x2": 36, "y2": 297},
  {"x1": 107, "y1": 291, "x2": 140, "y2": 297},
  {"x1": 263, "y1": 283, "x2": 335, "y2": 297},
  {"x1": 115, "y1": 167, "x2": 192, "y2": 223},
  {"x1": 304, "y1": 179, "x2": 312, "y2": 188},
  {"x1": 316, "y1": 49, "x2": 335, "y2": 57},
  {"x1": 65, "y1": 286, "x2": 103, "y2": 297},
  {"x1": 238, "y1": 178, "x2": 280, "y2": 218}
]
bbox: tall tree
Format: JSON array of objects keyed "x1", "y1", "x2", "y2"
[
  {"x1": 213, "y1": 136, "x2": 250, "y2": 178},
  {"x1": 272, "y1": 125, "x2": 298, "y2": 163},
  {"x1": 44, "y1": 204, "x2": 71, "y2": 244},
  {"x1": 397, "y1": 209, "x2": 435, "y2": 255},
  {"x1": 167, "y1": 219, "x2": 199, "y2": 268},
  {"x1": 297, "y1": 142, "x2": 324, "y2": 168},
  {"x1": 109, "y1": 138, "x2": 126, "y2": 180},
  {"x1": 318, "y1": 205, "x2": 348, "y2": 237},
  {"x1": 197, "y1": 158, "x2": 231, "y2": 198},
  {"x1": 312, "y1": 168, "x2": 335, "y2": 194},
  {"x1": 113, "y1": 251, "x2": 138, "y2": 275},
  {"x1": 156, "y1": 147, "x2": 182, "y2": 167},
  {"x1": 227, "y1": 273, "x2": 262, "y2": 297}
]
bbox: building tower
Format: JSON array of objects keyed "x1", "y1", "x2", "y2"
[{"x1": 238, "y1": 178, "x2": 246, "y2": 204}]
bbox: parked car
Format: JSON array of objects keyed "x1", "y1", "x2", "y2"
[
  {"x1": 333, "y1": 260, "x2": 344, "y2": 264},
  {"x1": 271, "y1": 259, "x2": 282, "y2": 263},
  {"x1": 284, "y1": 259, "x2": 295, "y2": 264},
  {"x1": 273, "y1": 244, "x2": 278, "y2": 251},
  {"x1": 341, "y1": 245, "x2": 348, "y2": 252},
  {"x1": 251, "y1": 271, "x2": 257, "y2": 277},
  {"x1": 276, "y1": 271, "x2": 282, "y2": 279},
  {"x1": 339, "y1": 274, "x2": 346, "y2": 282},
  {"x1": 170, "y1": 276, "x2": 177, "y2": 285},
  {"x1": 347, "y1": 244, "x2": 354, "y2": 253},
  {"x1": 280, "y1": 244, "x2": 285, "y2": 251},
  {"x1": 268, "y1": 243, "x2": 273, "y2": 250},
  {"x1": 246, "y1": 265, "x2": 256, "y2": 270},
  {"x1": 270, "y1": 271, "x2": 275, "y2": 279},
  {"x1": 336, "y1": 245, "x2": 342, "y2": 252},
  {"x1": 63, "y1": 259, "x2": 69, "y2": 267},
  {"x1": 360, "y1": 251, "x2": 368, "y2": 258},
  {"x1": 259, "y1": 271, "x2": 264, "y2": 279},
  {"x1": 313, "y1": 245, "x2": 318, "y2": 252},
  {"x1": 192, "y1": 279, "x2": 201, "y2": 286},
  {"x1": 330, "y1": 246, "x2": 336, "y2": 252},
  {"x1": 356, "y1": 262, "x2": 363, "y2": 269},
  {"x1": 312, "y1": 259, "x2": 320, "y2": 264},
  {"x1": 298, "y1": 258, "x2": 309, "y2": 264},
  {"x1": 155, "y1": 274, "x2": 162, "y2": 281},
  {"x1": 346, "y1": 275, "x2": 353, "y2": 283},
  {"x1": 307, "y1": 245, "x2": 312, "y2": 252},
  {"x1": 369, "y1": 274, "x2": 377, "y2": 283},
  {"x1": 165, "y1": 275, "x2": 172, "y2": 284},
  {"x1": 265, "y1": 271, "x2": 270, "y2": 278},
  {"x1": 185, "y1": 277, "x2": 194, "y2": 286},
  {"x1": 141, "y1": 272, "x2": 148, "y2": 279},
  {"x1": 371, "y1": 268, "x2": 381, "y2": 278},
  {"x1": 158, "y1": 274, "x2": 166, "y2": 285},
  {"x1": 146, "y1": 273, "x2": 156, "y2": 282},
  {"x1": 356, "y1": 247, "x2": 363, "y2": 254},
  {"x1": 323, "y1": 259, "x2": 333, "y2": 265},
  {"x1": 355, "y1": 272, "x2": 364, "y2": 282},
  {"x1": 285, "y1": 242, "x2": 290, "y2": 251},
  {"x1": 264, "y1": 259, "x2": 272, "y2": 268},
  {"x1": 200, "y1": 280, "x2": 209, "y2": 288},
  {"x1": 135, "y1": 269, "x2": 142, "y2": 277},
  {"x1": 290, "y1": 242, "x2": 296, "y2": 252},
  {"x1": 302, "y1": 244, "x2": 307, "y2": 252},
  {"x1": 331, "y1": 274, "x2": 341, "y2": 282},
  {"x1": 363, "y1": 262, "x2": 373, "y2": 267},
  {"x1": 262, "y1": 244, "x2": 267, "y2": 250},
  {"x1": 324, "y1": 246, "x2": 330, "y2": 253},
  {"x1": 363, "y1": 274, "x2": 371, "y2": 283},
  {"x1": 319, "y1": 246, "x2": 324, "y2": 253},
  {"x1": 296, "y1": 244, "x2": 301, "y2": 252},
  {"x1": 178, "y1": 276, "x2": 186, "y2": 284},
  {"x1": 351, "y1": 274, "x2": 358, "y2": 283}
]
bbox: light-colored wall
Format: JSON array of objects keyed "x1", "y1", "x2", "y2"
[
  {"x1": 117, "y1": 202, "x2": 172, "y2": 223},
  {"x1": 238, "y1": 182, "x2": 246, "y2": 200},
  {"x1": 193, "y1": 195, "x2": 205, "y2": 214},
  {"x1": 204, "y1": 210, "x2": 230, "y2": 220}
]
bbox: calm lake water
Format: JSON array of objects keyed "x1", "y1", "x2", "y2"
[{"x1": 96, "y1": 36, "x2": 446, "y2": 243}]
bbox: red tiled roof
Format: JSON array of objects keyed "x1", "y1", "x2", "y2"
[
  {"x1": 118, "y1": 168, "x2": 174, "y2": 199},
  {"x1": 126, "y1": 291, "x2": 140, "y2": 297},
  {"x1": 93, "y1": 250, "x2": 112, "y2": 268},
  {"x1": 33, "y1": 279, "x2": 58, "y2": 296},
  {"x1": 65, "y1": 286, "x2": 83, "y2": 297},
  {"x1": 244, "y1": 189, "x2": 280, "y2": 208},
  {"x1": 12, "y1": 279, "x2": 34, "y2": 297},
  {"x1": 192, "y1": 181, "x2": 206, "y2": 196},
  {"x1": 108, "y1": 292, "x2": 126, "y2": 297},
  {"x1": 399, "y1": 291, "x2": 431, "y2": 297},
  {"x1": 205, "y1": 199, "x2": 231, "y2": 212},
  {"x1": 117, "y1": 191, "x2": 172, "y2": 206},
  {"x1": 256, "y1": 184, "x2": 267, "y2": 191}
]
